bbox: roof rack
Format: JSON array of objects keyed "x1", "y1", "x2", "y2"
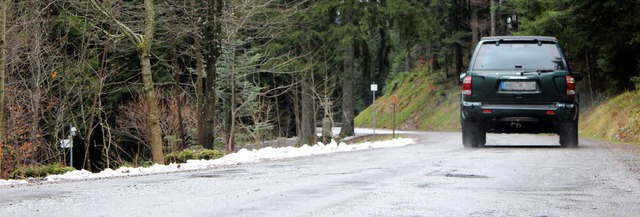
[{"x1": 481, "y1": 36, "x2": 557, "y2": 42}]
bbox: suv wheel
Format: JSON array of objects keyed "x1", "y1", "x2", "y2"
[
  {"x1": 462, "y1": 118, "x2": 485, "y2": 148},
  {"x1": 559, "y1": 121, "x2": 578, "y2": 148}
]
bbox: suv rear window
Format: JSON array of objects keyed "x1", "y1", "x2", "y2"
[{"x1": 472, "y1": 42, "x2": 565, "y2": 71}]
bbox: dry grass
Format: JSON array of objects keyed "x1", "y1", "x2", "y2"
[
  {"x1": 355, "y1": 71, "x2": 460, "y2": 131},
  {"x1": 580, "y1": 91, "x2": 640, "y2": 144}
]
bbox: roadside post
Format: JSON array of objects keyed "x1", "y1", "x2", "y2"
[
  {"x1": 393, "y1": 95, "x2": 396, "y2": 138},
  {"x1": 371, "y1": 83, "x2": 378, "y2": 135},
  {"x1": 60, "y1": 125, "x2": 77, "y2": 167},
  {"x1": 69, "y1": 125, "x2": 76, "y2": 167}
]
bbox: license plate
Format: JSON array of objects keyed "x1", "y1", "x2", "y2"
[{"x1": 501, "y1": 81, "x2": 537, "y2": 91}]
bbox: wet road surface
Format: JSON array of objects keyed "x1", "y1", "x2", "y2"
[{"x1": 1, "y1": 131, "x2": 640, "y2": 216}]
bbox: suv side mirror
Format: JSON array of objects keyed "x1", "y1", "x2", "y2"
[
  {"x1": 572, "y1": 72, "x2": 583, "y2": 82},
  {"x1": 459, "y1": 73, "x2": 467, "y2": 84}
]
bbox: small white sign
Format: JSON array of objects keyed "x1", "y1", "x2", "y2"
[
  {"x1": 371, "y1": 84, "x2": 378, "y2": 91},
  {"x1": 60, "y1": 139, "x2": 71, "y2": 148}
]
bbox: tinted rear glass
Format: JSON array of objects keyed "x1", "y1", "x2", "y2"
[{"x1": 472, "y1": 42, "x2": 565, "y2": 71}]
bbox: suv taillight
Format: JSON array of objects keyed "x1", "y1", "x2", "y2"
[
  {"x1": 566, "y1": 76, "x2": 576, "y2": 97},
  {"x1": 462, "y1": 76, "x2": 472, "y2": 97}
]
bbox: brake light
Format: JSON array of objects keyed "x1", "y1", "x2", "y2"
[
  {"x1": 462, "y1": 76, "x2": 472, "y2": 97},
  {"x1": 566, "y1": 76, "x2": 575, "y2": 97}
]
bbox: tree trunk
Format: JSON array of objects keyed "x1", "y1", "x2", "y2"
[
  {"x1": 300, "y1": 74, "x2": 315, "y2": 145},
  {"x1": 456, "y1": 44, "x2": 463, "y2": 76},
  {"x1": 170, "y1": 9, "x2": 186, "y2": 152},
  {"x1": 0, "y1": 0, "x2": 6, "y2": 141},
  {"x1": 444, "y1": 50, "x2": 450, "y2": 78},
  {"x1": 321, "y1": 116, "x2": 332, "y2": 144},
  {"x1": 173, "y1": 67, "x2": 186, "y2": 151},
  {"x1": 226, "y1": 51, "x2": 236, "y2": 152},
  {"x1": 202, "y1": 0, "x2": 223, "y2": 150},
  {"x1": 194, "y1": 24, "x2": 205, "y2": 149},
  {"x1": 140, "y1": 0, "x2": 164, "y2": 164},
  {"x1": 88, "y1": 0, "x2": 164, "y2": 164},
  {"x1": 586, "y1": 50, "x2": 594, "y2": 103},
  {"x1": 471, "y1": 6, "x2": 479, "y2": 46},
  {"x1": 339, "y1": 43, "x2": 356, "y2": 137},
  {"x1": 490, "y1": 0, "x2": 496, "y2": 36},
  {"x1": 405, "y1": 43, "x2": 411, "y2": 72},
  {"x1": 292, "y1": 79, "x2": 301, "y2": 142}
]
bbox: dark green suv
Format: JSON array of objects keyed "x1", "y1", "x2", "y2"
[{"x1": 460, "y1": 36, "x2": 582, "y2": 148}]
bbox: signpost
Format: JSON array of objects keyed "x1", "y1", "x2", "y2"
[
  {"x1": 371, "y1": 83, "x2": 378, "y2": 135},
  {"x1": 60, "y1": 125, "x2": 77, "y2": 167}
]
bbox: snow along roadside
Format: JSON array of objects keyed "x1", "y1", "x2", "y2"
[{"x1": 0, "y1": 138, "x2": 415, "y2": 186}]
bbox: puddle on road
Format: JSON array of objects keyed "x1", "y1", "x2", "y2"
[
  {"x1": 415, "y1": 183, "x2": 432, "y2": 188},
  {"x1": 189, "y1": 169, "x2": 250, "y2": 179},
  {"x1": 445, "y1": 173, "x2": 489, "y2": 179},
  {"x1": 190, "y1": 173, "x2": 224, "y2": 178}
]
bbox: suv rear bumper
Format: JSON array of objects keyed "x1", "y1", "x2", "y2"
[{"x1": 461, "y1": 101, "x2": 578, "y2": 122}]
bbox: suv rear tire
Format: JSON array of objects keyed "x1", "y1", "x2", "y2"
[
  {"x1": 559, "y1": 121, "x2": 578, "y2": 148},
  {"x1": 462, "y1": 118, "x2": 485, "y2": 148}
]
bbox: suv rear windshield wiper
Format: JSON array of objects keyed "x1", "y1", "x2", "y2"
[{"x1": 520, "y1": 69, "x2": 554, "y2": 76}]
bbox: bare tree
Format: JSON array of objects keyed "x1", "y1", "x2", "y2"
[
  {"x1": 0, "y1": 0, "x2": 7, "y2": 177},
  {"x1": 0, "y1": 0, "x2": 71, "y2": 175},
  {"x1": 89, "y1": 0, "x2": 164, "y2": 164},
  {"x1": 218, "y1": 0, "x2": 310, "y2": 151},
  {"x1": 0, "y1": 0, "x2": 6, "y2": 143}
]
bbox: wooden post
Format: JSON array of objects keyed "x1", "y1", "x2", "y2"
[{"x1": 393, "y1": 95, "x2": 396, "y2": 138}]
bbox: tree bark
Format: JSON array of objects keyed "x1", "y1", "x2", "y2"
[
  {"x1": 226, "y1": 51, "x2": 236, "y2": 152},
  {"x1": 456, "y1": 44, "x2": 463, "y2": 76},
  {"x1": 169, "y1": 7, "x2": 186, "y2": 151},
  {"x1": 405, "y1": 44, "x2": 411, "y2": 72},
  {"x1": 292, "y1": 79, "x2": 301, "y2": 142},
  {"x1": 0, "y1": 0, "x2": 7, "y2": 141},
  {"x1": 339, "y1": 43, "x2": 356, "y2": 137},
  {"x1": 194, "y1": 22, "x2": 205, "y2": 149},
  {"x1": 471, "y1": 6, "x2": 479, "y2": 46},
  {"x1": 201, "y1": 0, "x2": 223, "y2": 150},
  {"x1": 140, "y1": 0, "x2": 164, "y2": 164},
  {"x1": 490, "y1": 0, "x2": 496, "y2": 36},
  {"x1": 300, "y1": 74, "x2": 315, "y2": 145}
]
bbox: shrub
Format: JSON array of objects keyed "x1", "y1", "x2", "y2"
[
  {"x1": 631, "y1": 76, "x2": 640, "y2": 90},
  {"x1": 164, "y1": 148, "x2": 224, "y2": 164},
  {"x1": 10, "y1": 163, "x2": 75, "y2": 179},
  {"x1": 198, "y1": 150, "x2": 223, "y2": 160}
]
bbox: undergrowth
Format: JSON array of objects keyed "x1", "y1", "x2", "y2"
[
  {"x1": 11, "y1": 164, "x2": 75, "y2": 179},
  {"x1": 580, "y1": 91, "x2": 640, "y2": 144},
  {"x1": 164, "y1": 146, "x2": 224, "y2": 164},
  {"x1": 355, "y1": 69, "x2": 460, "y2": 131}
]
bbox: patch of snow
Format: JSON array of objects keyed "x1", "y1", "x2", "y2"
[
  {"x1": 0, "y1": 137, "x2": 415, "y2": 186},
  {"x1": 316, "y1": 127, "x2": 418, "y2": 137},
  {"x1": 0, "y1": 179, "x2": 28, "y2": 185}
]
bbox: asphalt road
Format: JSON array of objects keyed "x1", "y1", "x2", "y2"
[{"x1": 2, "y1": 131, "x2": 640, "y2": 216}]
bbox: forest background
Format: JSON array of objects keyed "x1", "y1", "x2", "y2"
[{"x1": 0, "y1": 0, "x2": 638, "y2": 178}]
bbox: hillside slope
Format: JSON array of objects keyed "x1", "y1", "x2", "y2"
[
  {"x1": 580, "y1": 91, "x2": 640, "y2": 144},
  {"x1": 355, "y1": 72, "x2": 461, "y2": 131},
  {"x1": 356, "y1": 71, "x2": 640, "y2": 146}
]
